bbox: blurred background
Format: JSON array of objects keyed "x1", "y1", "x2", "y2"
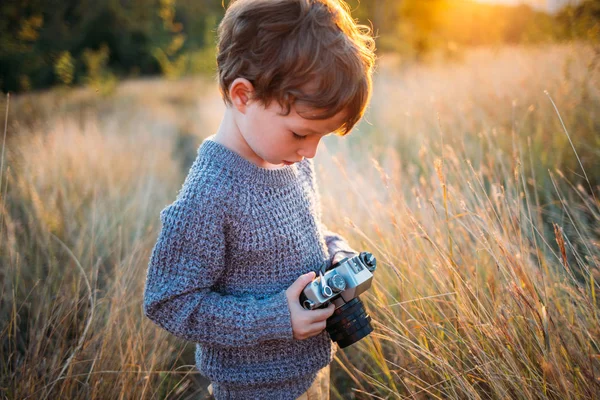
[
  {"x1": 0, "y1": 0, "x2": 598, "y2": 93},
  {"x1": 1, "y1": 1, "x2": 599, "y2": 399}
]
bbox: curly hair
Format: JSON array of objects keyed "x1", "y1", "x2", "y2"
[{"x1": 217, "y1": 0, "x2": 376, "y2": 135}]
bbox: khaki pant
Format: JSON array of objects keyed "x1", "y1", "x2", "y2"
[{"x1": 207, "y1": 365, "x2": 330, "y2": 400}]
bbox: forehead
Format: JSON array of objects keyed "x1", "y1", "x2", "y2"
[{"x1": 289, "y1": 104, "x2": 348, "y2": 134}]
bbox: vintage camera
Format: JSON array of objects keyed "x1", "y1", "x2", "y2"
[{"x1": 299, "y1": 252, "x2": 377, "y2": 348}]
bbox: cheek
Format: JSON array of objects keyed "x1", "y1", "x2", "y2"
[{"x1": 247, "y1": 112, "x2": 261, "y2": 130}]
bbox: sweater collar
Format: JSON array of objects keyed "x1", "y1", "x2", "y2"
[{"x1": 198, "y1": 137, "x2": 303, "y2": 187}]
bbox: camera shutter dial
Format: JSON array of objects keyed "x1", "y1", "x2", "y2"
[{"x1": 328, "y1": 274, "x2": 346, "y2": 293}]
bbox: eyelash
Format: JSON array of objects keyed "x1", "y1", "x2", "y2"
[{"x1": 292, "y1": 132, "x2": 307, "y2": 140}]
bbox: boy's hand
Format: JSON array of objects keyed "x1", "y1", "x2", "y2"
[{"x1": 285, "y1": 271, "x2": 336, "y2": 340}]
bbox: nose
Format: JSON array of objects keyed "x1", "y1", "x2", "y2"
[{"x1": 297, "y1": 137, "x2": 321, "y2": 159}]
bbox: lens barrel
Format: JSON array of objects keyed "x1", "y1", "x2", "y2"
[{"x1": 326, "y1": 297, "x2": 373, "y2": 348}]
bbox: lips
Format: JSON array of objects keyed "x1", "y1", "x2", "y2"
[{"x1": 282, "y1": 158, "x2": 303, "y2": 165}]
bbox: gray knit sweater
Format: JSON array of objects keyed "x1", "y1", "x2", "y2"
[{"x1": 143, "y1": 137, "x2": 357, "y2": 400}]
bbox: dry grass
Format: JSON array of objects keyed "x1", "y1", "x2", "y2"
[{"x1": 1, "y1": 42, "x2": 598, "y2": 399}]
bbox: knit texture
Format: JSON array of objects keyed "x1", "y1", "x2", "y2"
[{"x1": 143, "y1": 136, "x2": 357, "y2": 400}]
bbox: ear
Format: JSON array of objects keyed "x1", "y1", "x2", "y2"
[{"x1": 229, "y1": 78, "x2": 254, "y2": 114}]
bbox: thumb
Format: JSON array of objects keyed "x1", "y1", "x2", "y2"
[{"x1": 291, "y1": 271, "x2": 316, "y2": 296}]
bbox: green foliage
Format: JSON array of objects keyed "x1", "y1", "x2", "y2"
[
  {"x1": 54, "y1": 51, "x2": 75, "y2": 85},
  {"x1": 82, "y1": 44, "x2": 117, "y2": 95},
  {"x1": 152, "y1": 0, "x2": 189, "y2": 80},
  {"x1": 190, "y1": 13, "x2": 218, "y2": 76},
  {"x1": 152, "y1": 4, "x2": 218, "y2": 79},
  {"x1": 152, "y1": 48, "x2": 189, "y2": 80},
  {"x1": 189, "y1": 46, "x2": 217, "y2": 76},
  {"x1": 557, "y1": 0, "x2": 600, "y2": 43}
]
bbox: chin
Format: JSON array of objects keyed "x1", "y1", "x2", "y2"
[
  {"x1": 262, "y1": 155, "x2": 282, "y2": 165},
  {"x1": 257, "y1": 155, "x2": 281, "y2": 167}
]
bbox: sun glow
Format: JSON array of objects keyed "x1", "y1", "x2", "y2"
[{"x1": 474, "y1": 0, "x2": 583, "y2": 13}]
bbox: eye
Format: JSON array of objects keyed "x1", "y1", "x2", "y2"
[{"x1": 291, "y1": 131, "x2": 307, "y2": 140}]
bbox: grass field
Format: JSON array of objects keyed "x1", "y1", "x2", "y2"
[{"x1": 1, "y1": 42, "x2": 599, "y2": 399}]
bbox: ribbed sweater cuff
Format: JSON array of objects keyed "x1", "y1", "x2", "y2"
[{"x1": 324, "y1": 230, "x2": 357, "y2": 264}]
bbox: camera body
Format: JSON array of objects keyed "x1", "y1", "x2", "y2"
[{"x1": 300, "y1": 252, "x2": 377, "y2": 348}]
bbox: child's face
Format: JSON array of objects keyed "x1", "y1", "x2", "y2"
[{"x1": 239, "y1": 99, "x2": 348, "y2": 168}]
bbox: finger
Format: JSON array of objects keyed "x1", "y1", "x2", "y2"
[
  {"x1": 309, "y1": 304, "x2": 336, "y2": 322},
  {"x1": 292, "y1": 271, "x2": 316, "y2": 297},
  {"x1": 298, "y1": 322, "x2": 326, "y2": 339},
  {"x1": 309, "y1": 320, "x2": 327, "y2": 335}
]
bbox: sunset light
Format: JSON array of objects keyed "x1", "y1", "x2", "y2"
[{"x1": 475, "y1": 0, "x2": 584, "y2": 13}]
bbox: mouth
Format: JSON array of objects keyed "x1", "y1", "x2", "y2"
[{"x1": 282, "y1": 158, "x2": 303, "y2": 166}]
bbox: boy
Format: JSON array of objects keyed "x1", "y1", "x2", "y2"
[{"x1": 143, "y1": 0, "x2": 375, "y2": 399}]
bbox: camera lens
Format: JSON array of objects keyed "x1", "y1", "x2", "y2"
[{"x1": 325, "y1": 297, "x2": 373, "y2": 348}]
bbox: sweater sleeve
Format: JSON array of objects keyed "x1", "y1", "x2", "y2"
[
  {"x1": 301, "y1": 159, "x2": 358, "y2": 264},
  {"x1": 143, "y1": 188, "x2": 294, "y2": 348},
  {"x1": 321, "y1": 224, "x2": 358, "y2": 264}
]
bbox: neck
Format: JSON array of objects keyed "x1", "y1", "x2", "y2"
[{"x1": 213, "y1": 108, "x2": 282, "y2": 169}]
